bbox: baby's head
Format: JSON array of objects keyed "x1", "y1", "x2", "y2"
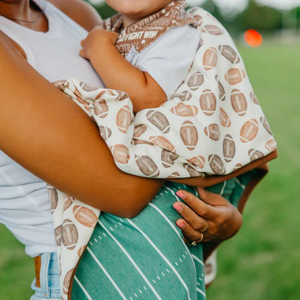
[{"x1": 105, "y1": 0, "x2": 175, "y2": 21}]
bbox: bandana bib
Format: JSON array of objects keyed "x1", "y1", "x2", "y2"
[{"x1": 102, "y1": 0, "x2": 197, "y2": 57}]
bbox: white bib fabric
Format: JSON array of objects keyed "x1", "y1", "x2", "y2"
[{"x1": 50, "y1": 7, "x2": 277, "y2": 299}]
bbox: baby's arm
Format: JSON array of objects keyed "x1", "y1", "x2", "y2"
[{"x1": 80, "y1": 27, "x2": 167, "y2": 113}]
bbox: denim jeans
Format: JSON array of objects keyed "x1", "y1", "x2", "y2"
[{"x1": 30, "y1": 253, "x2": 60, "y2": 300}]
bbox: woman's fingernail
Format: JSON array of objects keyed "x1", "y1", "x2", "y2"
[
  {"x1": 173, "y1": 203, "x2": 183, "y2": 212},
  {"x1": 176, "y1": 220, "x2": 185, "y2": 229},
  {"x1": 176, "y1": 191, "x2": 185, "y2": 199}
]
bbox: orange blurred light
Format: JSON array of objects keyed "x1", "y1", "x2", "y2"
[{"x1": 244, "y1": 30, "x2": 263, "y2": 47}]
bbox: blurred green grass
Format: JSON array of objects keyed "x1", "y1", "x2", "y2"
[
  {"x1": 0, "y1": 225, "x2": 34, "y2": 300},
  {"x1": 0, "y1": 42, "x2": 299, "y2": 299},
  {"x1": 207, "y1": 42, "x2": 300, "y2": 300}
]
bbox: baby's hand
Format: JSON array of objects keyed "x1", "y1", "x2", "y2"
[{"x1": 80, "y1": 27, "x2": 119, "y2": 60}]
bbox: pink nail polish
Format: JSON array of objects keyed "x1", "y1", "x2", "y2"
[
  {"x1": 176, "y1": 220, "x2": 185, "y2": 229},
  {"x1": 176, "y1": 191, "x2": 185, "y2": 199},
  {"x1": 173, "y1": 203, "x2": 183, "y2": 212}
]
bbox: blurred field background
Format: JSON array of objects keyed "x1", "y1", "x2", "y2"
[{"x1": 1, "y1": 0, "x2": 300, "y2": 299}]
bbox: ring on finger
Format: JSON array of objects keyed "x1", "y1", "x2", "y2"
[
  {"x1": 202, "y1": 221, "x2": 209, "y2": 233},
  {"x1": 191, "y1": 234, "x2": 204, "y2": 246}
]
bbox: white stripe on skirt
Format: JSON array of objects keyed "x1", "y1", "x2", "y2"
[{"x1": 98, "y1": 220, "x2": 162, "y2": 300}]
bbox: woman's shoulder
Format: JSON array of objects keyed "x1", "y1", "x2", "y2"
[{"x1": 47, "y1": 0, "x2": 102, "y2": 31}]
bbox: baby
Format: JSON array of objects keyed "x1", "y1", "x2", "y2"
[
  {"x1": 52, "y1": 3, "x2": 277, "y2": 298},
  {"x1": 80, "y1": 0, "x2": 200, "y2": 114}
]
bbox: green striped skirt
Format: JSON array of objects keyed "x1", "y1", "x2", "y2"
[{"x1": 72, "y1": 178, "x2": 246, "y2": 300}]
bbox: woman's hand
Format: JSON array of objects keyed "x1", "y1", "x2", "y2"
[{"x1": 173, "y1": 187, "x2": 243, "y2": 244}]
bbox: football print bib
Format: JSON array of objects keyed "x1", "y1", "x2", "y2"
[{"x1": 102, "y1": 0, "x2": 197, "y2": 57}]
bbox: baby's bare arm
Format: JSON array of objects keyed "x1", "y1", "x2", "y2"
[{"x1": 80, "y1": 27, "x2": 167, "y2": 113}]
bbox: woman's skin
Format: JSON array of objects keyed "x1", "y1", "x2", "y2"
[{"x1": 0, "y1": 0, "x2": 242, "y2": 246}]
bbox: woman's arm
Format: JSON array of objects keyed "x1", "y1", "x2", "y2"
[
  {"x1": 0, "y1": 37, "x2": 241, "y2": 251},
  {"x1": 0, "y1": 32, "x2": 163, "y2": 218}
]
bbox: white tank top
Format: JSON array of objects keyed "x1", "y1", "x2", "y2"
[{"x1": 0, "y1": 0, "x2": 104, "y2": 257}]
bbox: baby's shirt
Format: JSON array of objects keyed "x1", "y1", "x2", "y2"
[{"x1": 126, "y1": 25, "x2": 201, "y2": 100}]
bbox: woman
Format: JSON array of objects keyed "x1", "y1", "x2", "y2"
[{"x1": 0, "y1": 0, "x2": 248, "y2": 299}]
